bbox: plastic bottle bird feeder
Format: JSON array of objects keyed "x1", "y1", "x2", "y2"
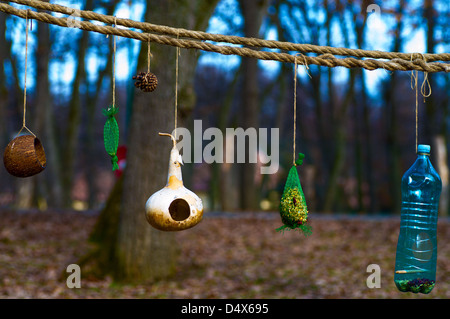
[
  {"x1": 394, "y1": 144, "x2": 441, "y2": 294},
  {"x1": 145, "y1": 133, "x2": 203, "y2": 231}
]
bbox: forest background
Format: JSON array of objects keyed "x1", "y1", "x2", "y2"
[
  {"x1": 0, "y1": 0, "x2": 449, "y2": 298},
  {"x1": 1, "y1": 0, "x2": 448, "y2": 215}
]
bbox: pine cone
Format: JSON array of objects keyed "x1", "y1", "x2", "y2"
[{"x1": 132, "y1": 72, "x2": 158, "y2": 92}]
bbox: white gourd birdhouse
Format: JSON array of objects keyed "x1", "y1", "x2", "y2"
[{"x1": 145, "y1": 133, "x2": 203, "y2": 231}]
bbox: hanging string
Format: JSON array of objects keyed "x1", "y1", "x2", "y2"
[
  {"x1": 410, "y1": 53, "x2": 433, "y2": 153},
  {"x1": 22, "y1": 12, "x2": 29, "y2": 130},
  {"x1": 18, "y1": 10, "x2": 35, "y2": 137},
  {"x1": 293, "y1": 56, "x2": 298, "y2": 165},
  {"x1": 147, "y1": 35, "x2": 151, "y2": 73},
  {"x1": 415, "y1": 72, "x2": 419, "y2": 153},
  {"x1": 411, "y1": 69, "x2": 419, "y2": 153},
  {"x1": 174, "y1": 35, "x2": 180, "y2": 140},
  {"x1": 292, "y1": 54, "x2": 312, "y2": 165},
  {"x1": 112, "y1": 16, "x2": 117, "y2": 107},
  {"x1": 421, "y1": 72, "x2": 432, "y2": 101},
  {"x1": 102, "y1": 16, "x2": 120, "y2": 171}
]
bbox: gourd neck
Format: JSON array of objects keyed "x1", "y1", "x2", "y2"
[{"x1": 166, "y1": 146, "x2": 183, "y2": 189}]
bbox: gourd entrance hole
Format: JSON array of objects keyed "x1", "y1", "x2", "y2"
[{"x1": 169, "y1": 199, "x2": 190, "y2": 221}]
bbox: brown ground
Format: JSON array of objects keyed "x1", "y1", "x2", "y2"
[{"x1": 0, "y1": 210, "x2": 448, "y2": 298}]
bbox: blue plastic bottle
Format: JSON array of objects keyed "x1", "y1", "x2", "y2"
[{"x1": 394, "y1": 144, "x2": 441, "y2": 294}]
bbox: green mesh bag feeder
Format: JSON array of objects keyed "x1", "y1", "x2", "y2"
[
  {"x1": 276, "y1": 153, "x2": 312, "y2": 236},
  {"x1": 103, "y1": 105, "x2": 119, "y2": 171}
]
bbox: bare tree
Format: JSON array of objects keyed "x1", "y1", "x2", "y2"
[
  {"x1": 238, "y1": 0, "x2": 269, "y2": 210},
  {"x1": 84, "y1": 0, "x2": 219, "y2": 282},
  {"x1": 0, "y1": 12, "x2": 8, "y2": 150}
]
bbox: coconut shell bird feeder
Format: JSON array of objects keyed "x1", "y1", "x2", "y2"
[
  {"x1": 145, "y1": 133, "x2": 203, "y2": 231},
  {"x1": 3, "y1": 15, "x2": 46, "y2": 178},
  {"x1": 3, "y1": 134, "x2": 46, "y2": 178}
]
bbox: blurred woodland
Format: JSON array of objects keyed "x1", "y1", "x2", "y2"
[
  {"x1": 0, "y1": 0, "x2": 449, "y2": 289},
  {"x1": 0, "y1": 0, "x2": 449, "y2": 215}
]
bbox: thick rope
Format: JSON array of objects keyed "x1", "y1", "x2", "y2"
[
  {"x1": 0, "y1": 1, "x2": 449, "y2": 73},
  {"x1": 6, "y1": 0, "x2": 450, "y2": 63}
]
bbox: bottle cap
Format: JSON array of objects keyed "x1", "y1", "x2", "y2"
[{"x1": 417, "y1": 144, "x2": 430, "y2": 154}]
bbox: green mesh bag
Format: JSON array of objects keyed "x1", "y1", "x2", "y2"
[
  {"x1": 276, "y1": 153, "x2": 312, "y2": 236},
  {"x1": 103, "y1": 105, "x2": 119, "y2": 171}
]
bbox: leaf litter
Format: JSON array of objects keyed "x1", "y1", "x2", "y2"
[{"x1": 0, "y1": 210, "x2": 448, "y2": 298}]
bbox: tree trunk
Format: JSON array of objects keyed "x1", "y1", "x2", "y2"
[
  {"x1": 354, "y1": 5, "x2": 369, "y2": 213},
  {"x1": 361, "y1": 70, "x2": 376, "y2": 212},
  {"x1": 216, "y1": 66, "x2": 241, "y2": 211},
  {"x1": 34, "y1": 4, "x2": 64, "y2": 209},
  {"x1": 323, "y1": 70, "x2": 356, "y2": 212},
  {"x1": 322, "y1": 8, "x2": 360, "y2": 212},
  {"x1": 423, "y1": 0, "x2": 437, "y2": 143},
  {"x1": 85, "y1": 2, "x2": 116, "y2": 209},
  {"x1": 0, "y1": 11, "x2": 11, "y2": 192},
  {"x1": 353, "y1": 83, "x2": 364, "y2": 212},
  {"x1": 81, "y1": 1, "x2": 219, "y2": 283},
  {"x1": 442, "y1": 74, "x2": 450, "y2": 217},
  {"x1": 0, "y1": 12, "x2": 7, "y2": 148},
  {"x1": 385, "y1": 0, "x2": 406, "y2": 214},
  {"x1": 434, "y1": 135, "x2": 448, "y2": 216},
  {"x1": 423, "y1": 0, "x2": 446, "y2": 215},
  {"x1": 114, "y1": 0, "x2": 219, "y2": 282},
  {"x1": 1, "y1": 12, "x2": 28, "y2": 206},
  {"x1": 14, "y1": 11, "x2": 38, "y2": 209},
  {"x1": 239, "y1": 0, "x2": 269, "y2": 210},
  {"x1": 61, "y1": 0, "x2": 92, "y2": 207},
  {"x1": 78, "y1": 176, "x2": 123, "y2": 278}
]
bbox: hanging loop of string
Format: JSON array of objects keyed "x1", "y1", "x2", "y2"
[
  {"x1": 17, "y1": 10, "x2": 35, "y2": 138},
  {"x1": 410, "y1": 53, "x2": 433, "y2": 153},
  {"x1": 421, "y1": 71, "x2": 432, "y2": 102}
]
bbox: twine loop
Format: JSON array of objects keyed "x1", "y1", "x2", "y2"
[{"x1": 410, "y1": 53, "x2": 433, "y2": 152}]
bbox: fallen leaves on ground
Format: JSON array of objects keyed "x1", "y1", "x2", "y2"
[{"x1": 0, "y1": 210, "x2": 448, "y2": 298}]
